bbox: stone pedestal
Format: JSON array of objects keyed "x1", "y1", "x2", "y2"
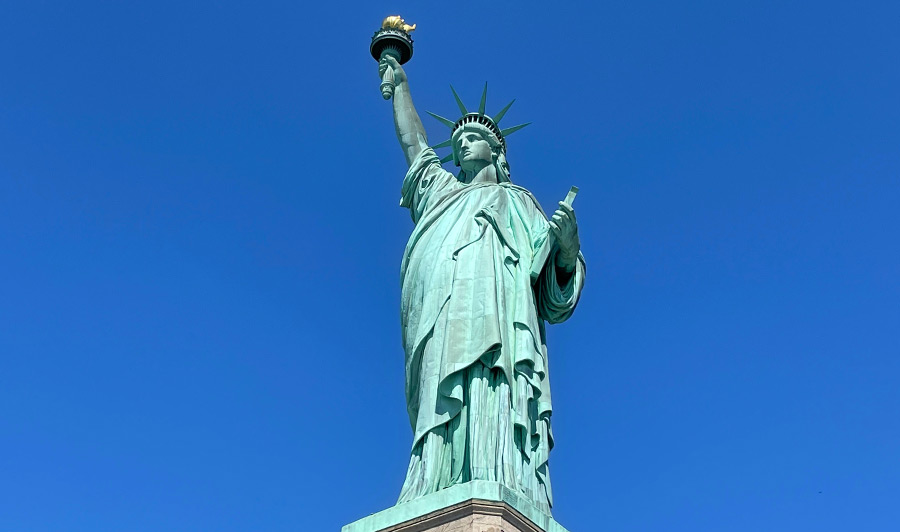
[{"x1": 341, "y1": 481, "x2": 572, "y2": 532}]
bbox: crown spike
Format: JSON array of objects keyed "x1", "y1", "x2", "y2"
[
  {"x1": 440, "y1": 152, "x2": 455, "y2": 164},
  {"x1": 431, "y1": 138, "x2": 452, "y2": 149},
  {"x1": 449, "y1": 85, "x2": 468, "y2": 115},
  {"x1": 426, "y1": 111, "x2": 456, "y2": 129},
  {"x1": 493, "y1": 99, "x2": 516, "y2": 123},
  {"x1": 478, "y1": 82, "x2": 487, "y2": 116},
  {"x1": 500, "y1": 122, "x2": 531, "y2": 137}
]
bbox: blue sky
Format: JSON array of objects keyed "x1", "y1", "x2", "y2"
[{"x1": 1, "y1": 2, "x2": 898, "y2": 531}]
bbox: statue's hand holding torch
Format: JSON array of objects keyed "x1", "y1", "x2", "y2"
[
  {"x1": 370, "y1": 16, "x2": 415, "y2": 100},
  {"x1": 378, "y1": 55, "x2": 407, "y2": 97}
]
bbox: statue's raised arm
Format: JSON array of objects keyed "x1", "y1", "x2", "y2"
[{"x1": 379, "y1": 56, "x2": 429, "y2": 167}]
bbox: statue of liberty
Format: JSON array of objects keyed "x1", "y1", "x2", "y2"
[{"x1": 379, "y1": 54, "x2": 586, "y2": 515}]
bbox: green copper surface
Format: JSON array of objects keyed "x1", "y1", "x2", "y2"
[
  {"x1": 450, "y1": 85, "x2": 469, "y2": 115},
  {"x1": 478, "y1": 82, "x2": 488, "y2": 115},
  {"x1": 374, "y1": 53, "x2": 584, "y2": 517},
  {"x1": 492, "y1": 98, "x2": 516, "y2": 123}
]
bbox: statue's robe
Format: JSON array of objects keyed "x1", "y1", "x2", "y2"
[{"x1": 397, "y1": 149, "x2": 585, "y2": 514}]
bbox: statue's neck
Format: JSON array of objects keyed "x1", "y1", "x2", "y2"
[{"x1": 463, "y1": 163, "x2": 498, "y2": 184}]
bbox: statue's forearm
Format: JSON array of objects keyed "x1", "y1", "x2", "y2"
[
  {"x1": 554, "y1": 249, "x2": 577, "y2": 286},
  {"x1": 392, "y1": 81, "x2": 429, "y2": 166}
]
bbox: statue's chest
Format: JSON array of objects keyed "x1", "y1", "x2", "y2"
[{"x1": 416, "y1": 185, "x2": 532, "y2": 256}]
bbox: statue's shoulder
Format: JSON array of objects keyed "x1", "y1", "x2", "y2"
[{"x1": 502, "y1": 183, "x2": 548, "y2": 217}]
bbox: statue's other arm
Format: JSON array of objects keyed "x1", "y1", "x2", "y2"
[
  {"x1": 380, "y1": 55, "x2": 429, "y2": 167},
  {"x1": 549, "y1": 200, "x2": 580, "y2": 277},
  {"x1": 531, "y1": 198, "x2": 585, "y2": 323}
]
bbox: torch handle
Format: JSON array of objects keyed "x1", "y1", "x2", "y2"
[
  {"x1": 380, "y1": 64, "x2": 395, "y2": 100},
  {"x1": 378, "y1": 48, "x2": 402, "y2": 100}
]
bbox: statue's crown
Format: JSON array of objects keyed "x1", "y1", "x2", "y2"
[{"x1": 427, "y1": 84, "x2": 530, "y2": 165}]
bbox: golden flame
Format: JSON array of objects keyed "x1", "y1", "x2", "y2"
[{"x1": 381, "y1": 15, "x2": 416, "y2": 33}]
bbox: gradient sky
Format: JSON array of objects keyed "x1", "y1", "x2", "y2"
[{"x1": 1, "y1": 2, "x2": 898, "y2": 531}]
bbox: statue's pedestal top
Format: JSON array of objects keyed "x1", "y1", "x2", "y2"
[{"x1": 341, "y1": 481, "x2": 573, "y2": 532}]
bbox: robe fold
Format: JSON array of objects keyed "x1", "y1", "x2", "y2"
[{"x1": 396, "y1": 148, "x2": 585, "y2": 514}]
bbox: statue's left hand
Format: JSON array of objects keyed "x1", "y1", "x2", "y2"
[{"x1": 550, "y1": 201, "x2": 580, "y2": 271}]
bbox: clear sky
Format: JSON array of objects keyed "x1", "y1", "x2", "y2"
[{"x1": 1, "y1": 2, "x2": 898, "y2": 531}]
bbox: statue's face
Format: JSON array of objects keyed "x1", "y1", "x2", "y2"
[{"x1": 455, "y1": 130, "x2": 493, "y2": 172}]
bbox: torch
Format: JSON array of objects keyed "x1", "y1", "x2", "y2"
[{"x1": 370, "y1": 16, "x2": 415, "y2": 100}]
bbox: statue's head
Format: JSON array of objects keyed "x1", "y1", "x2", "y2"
[
  {"x1": 451, "y1": 122, "x2": 509, "y2": 182},
  {"x1": 427, "y1": 85, "x2": 529, "y2": 184}
]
